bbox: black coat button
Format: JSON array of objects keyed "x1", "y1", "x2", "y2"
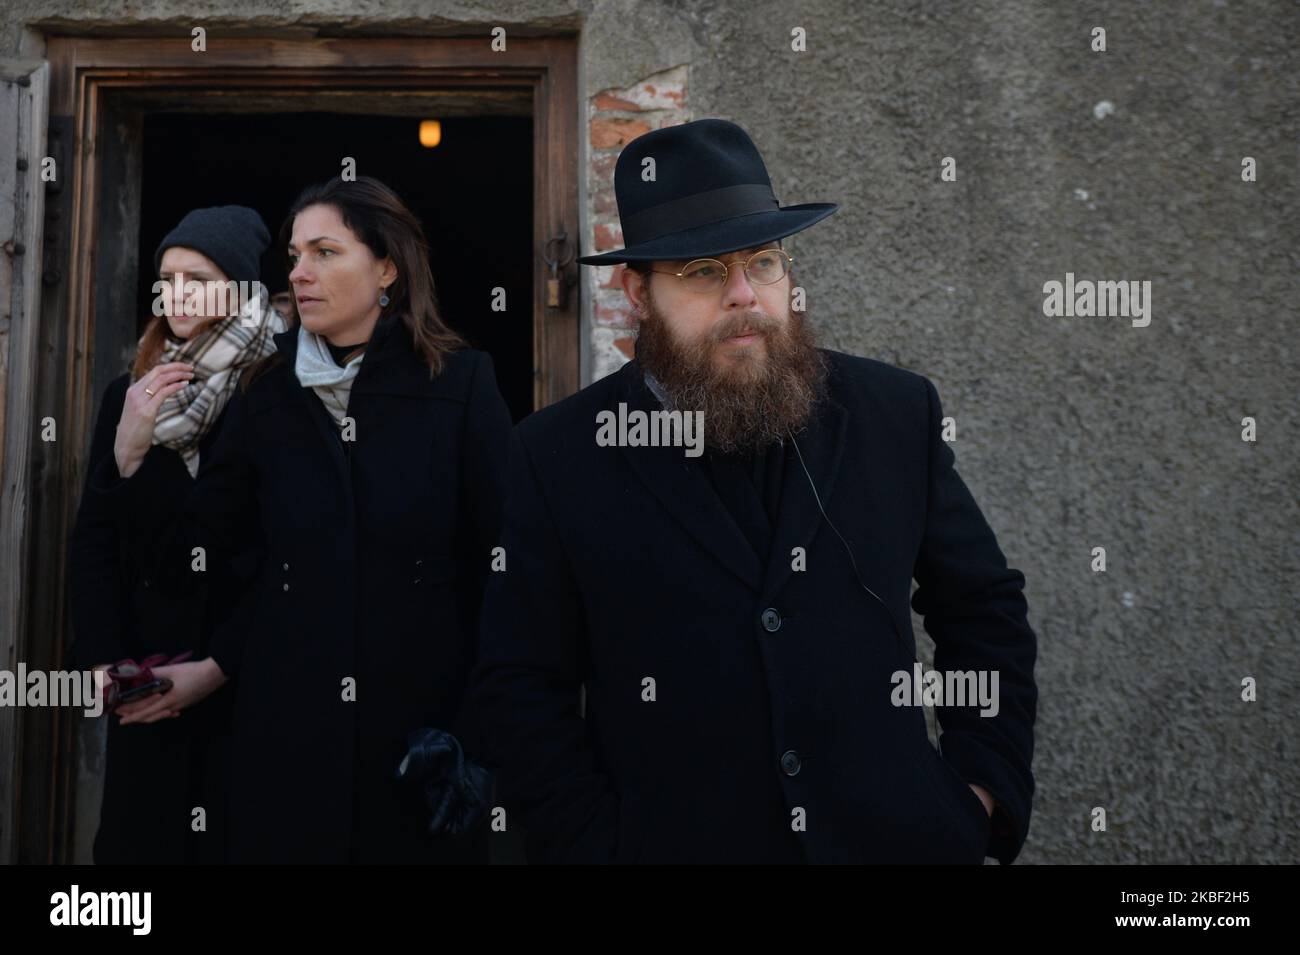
[
  {"x1": 780, "y1": 750, "x2": 801, "y2": 776},
  {"x1": 761, "y1": 608, "x2": 782, "y2": 632}
]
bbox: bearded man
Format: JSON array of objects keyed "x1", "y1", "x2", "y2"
[{"x1": 471, "y1": 119, "x2": 1038, "y2": 864}]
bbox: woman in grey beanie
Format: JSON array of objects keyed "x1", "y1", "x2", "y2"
[{"x1": 68, "y1": 204, "x2": 284, "y2": 864}]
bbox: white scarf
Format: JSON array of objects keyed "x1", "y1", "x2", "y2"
[{"x1": 293, "y1": 323, "x2": 364, "y2": 427}]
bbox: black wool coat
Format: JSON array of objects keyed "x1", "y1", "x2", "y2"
[
  {"x1": 69, "y1": 373, "x2": 253, "y2": 865},
  {"x1": 471, "y1": 350, "x2": 1038, "y2": 864},
  {"x1": 87, "y1": 314, "x2": 512, "y2": 863}
]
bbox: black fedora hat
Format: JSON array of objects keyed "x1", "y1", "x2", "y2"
[{"x1": 579, "y1": 118, "x2": 838, "y2": 265}]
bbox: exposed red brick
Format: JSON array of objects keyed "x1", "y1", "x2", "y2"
[
  {"x1": 593, "y1": 189, "x2": 618, "y2": 216},
  {"x1": 593, "y1": 223, "x2": 623, "y2": 251},
  {"x1": 590, "y1": 117, "x2": 651, "y2": 149},
  {"x1": 593, "y1": 92, "x2": 642, "y2": 111},
  {"x1": 601, "y1": 264, "x2": 627, "y2": 289},
  {"x1": 595, "y1": 302, "x2": 635, "y2": 328},
  {"x1": 591, "y1": 152, "x2": 619, "y2": 180}
]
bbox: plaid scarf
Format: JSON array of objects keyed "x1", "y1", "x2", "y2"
[{"x1": 150, "y1": 302, "x2": 286, "y2": 477}]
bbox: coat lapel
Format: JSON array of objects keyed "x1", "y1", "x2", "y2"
[
  {"x1": 350, "y1": 312, "x2": 441, "y2": 399},
  {"x1": 616, "y1": 360, "x2": 764, "y2": 592},
  {"x1": 273, "y1": 324, "x2": 350, "y2": 489},
  {"x1": 762, "y1": 390, "x2": 849, "y2": 599}
]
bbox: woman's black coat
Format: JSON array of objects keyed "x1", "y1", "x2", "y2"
[
  {"x1": 69, "y1": 373, "x2": 253, "y2": 864},
  {"x1": 86, "y1": 313, "x2": 512, "y2": 863}
]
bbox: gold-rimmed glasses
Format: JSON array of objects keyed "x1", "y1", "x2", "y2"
[{"x1": 648, "y1": 248, "x2": 794, "y2": 293}]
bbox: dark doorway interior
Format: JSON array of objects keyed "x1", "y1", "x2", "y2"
[{"x1": 136, "y1": 112, "x2": 534, "y2": 421}]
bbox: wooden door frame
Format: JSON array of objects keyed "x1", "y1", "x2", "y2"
[
  {"x1": 49, "y1": 35, "x2": 580, "y2": 409},
  {"x1": 12, "y1": 34, "x2": 578, "y2": 864}
]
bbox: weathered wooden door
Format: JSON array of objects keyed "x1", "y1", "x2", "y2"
[{"x1": 0, "y1": 57, "x2": 50, "y2": 866}]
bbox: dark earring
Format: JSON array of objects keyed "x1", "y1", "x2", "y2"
[{"x1": 379, "y1": 288, "x2": 390, "y2": 307}]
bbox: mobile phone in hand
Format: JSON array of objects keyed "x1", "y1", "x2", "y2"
[{"x1": 115, "y1": 677, "x2": 174, "y2": 706}]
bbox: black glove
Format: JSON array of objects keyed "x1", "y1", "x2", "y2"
[{"x1": 396, "y1": 727, "x2": 493, "y2": 836}]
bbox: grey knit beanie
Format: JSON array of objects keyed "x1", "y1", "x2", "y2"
[{"x1": 153, "y1": 205, "x2": 270, "y2": 284}]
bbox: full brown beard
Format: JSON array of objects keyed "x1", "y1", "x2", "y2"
[{"x1": 634, "y1": 287, "x2": 828, "y2": 453}]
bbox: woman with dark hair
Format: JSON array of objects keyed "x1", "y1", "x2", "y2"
[
  {"x1": 69, "y1": 205, "x2": 283, "y2": 863},
  {"x1": 86, "y1": 177, "x2": 512, "y2": 863}
]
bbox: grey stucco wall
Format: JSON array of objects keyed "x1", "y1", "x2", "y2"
[{"x1": 7, "y1": 1, "x2": 1297, "y2": 863}]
